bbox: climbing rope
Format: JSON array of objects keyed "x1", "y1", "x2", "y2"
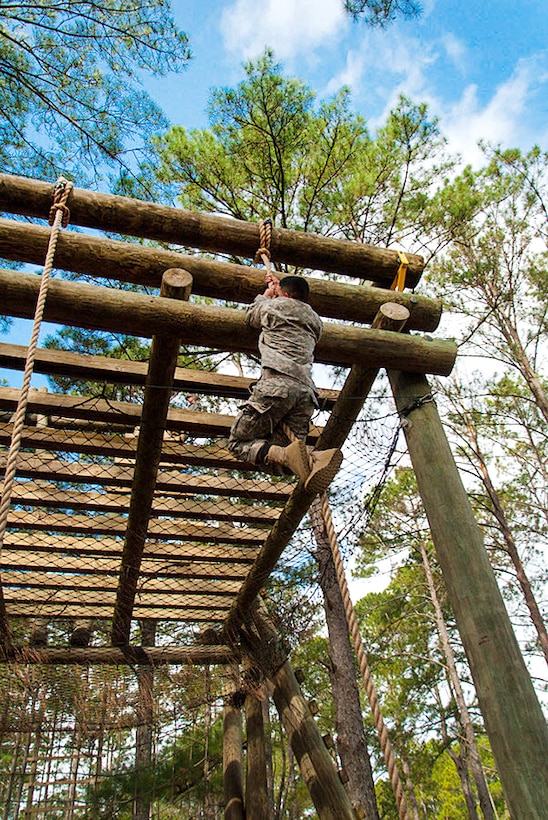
[
  {"x1": 281, "y1": 423, "x2": 409, "y2": 819},
  {"x1": 314, "y1": 493, "x2": 410, "y2": 820},
  {"x1": 0, "y1": 178, "x2": 74, "y2": 561},
  {"x1": 254, "y1": 218, "x2": 274, "y2": 276}
]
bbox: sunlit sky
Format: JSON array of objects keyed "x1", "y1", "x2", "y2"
[
  {"x1": 148, "y1": 0, "x2": 548, "y2": 167},
  {"x1": 3, "y1": 0, "x2": 548, "y2": 379}
]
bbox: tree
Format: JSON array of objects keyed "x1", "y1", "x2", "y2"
[
  {"x1": 343, "y1": 0, "x2": 422, "y2": 26},
  {"x1": 428, "y1": 149, "x2": 548, "y2": 423},
  {"x1": 0, "y1": 0, "x2": 191, "y2": 186},
  {"x1": 156, "y1": 50, "x2": 367, "y2": 239}
]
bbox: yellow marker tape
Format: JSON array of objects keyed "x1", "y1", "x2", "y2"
[{"x1": 390, "y1": 251, "x2": 409, "y2": 292}]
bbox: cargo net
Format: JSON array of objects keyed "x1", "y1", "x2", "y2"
[{"x1": 0, "y1": 362, "x2": 401, "y2": 816}]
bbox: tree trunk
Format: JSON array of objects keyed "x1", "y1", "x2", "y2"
[
  {"x1": 133, "y1": 619, "x2": 157, "y2": 820},
  {"x1": 419, "y1": 539, "x2": 496, "y2": 820},
  {"x1": 310, "y1": 498, "x2": 380, "y2": 819}
]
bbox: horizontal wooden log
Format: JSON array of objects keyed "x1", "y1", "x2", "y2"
[
  {"x1": 0, "y1": 173, "x2": 425, "y2": 286},
  {"x1": 2, "y1": 532, "x2": 258, "y2": 564},
  {"x1": 0, "y1": 452, "x2": 292, "y2": 500},
  {"x1": 0, "y1": 645, "x2": 237, "y2": 665},
  {"x1": 0, "y1": 217, "x2": 439, "y2": 329},
  {"x1": 6, "y1": 509, "x2": 268, "y2": 544},
  {"x1": 4, "y1": 482, "x2": 282, "y2": 524},
  {"x1": 0, "y1": 343, "x2": 339, "y2": 407},
  {"x1": 0, "y1": 269, "x2": 457, "y2": 375}
]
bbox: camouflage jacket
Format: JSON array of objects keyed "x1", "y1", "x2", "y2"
[{"x1": 246, "y1": 294, "x2": 322, "y2": 389}]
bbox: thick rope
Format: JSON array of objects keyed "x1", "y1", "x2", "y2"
[
  {"x1": 315, "y1": 492, "x2": 410, "y2": 820},
  {"x1": 0, "y1": 178, "x2": 73, "y2": 635},
  {"x1": 254, "y1": 218, "x2": 273, "y2": 275},
  {"x1": 281, "y1": 423, "x2": 409, "y2": 819}
]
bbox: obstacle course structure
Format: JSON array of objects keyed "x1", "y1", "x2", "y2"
[{"x1": 0, "y1": 173, "x2": 546, "y2": 818}]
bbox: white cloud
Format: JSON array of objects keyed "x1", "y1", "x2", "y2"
[
  {"x1": 221, "y1": 0, "x2": 348, "y2": 61},
  {"x1": 442, "y1": 55, "x2": 548, "y2": 166}
]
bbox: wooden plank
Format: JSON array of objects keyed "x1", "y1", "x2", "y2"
[
  {"x1": 0, "y1": 422, "x2": 254, "y2": 468},
  {"x1": 0, "y1": 385, "x2": 236, "y2": 434},
  {"x1": 1, "y1": 532, "x2": 258, "y2": 563},
  {"x1": 4, "y1": 482, "x2": 282, "y2": 524},
  {"x1": 0, "y1": 218, "x2": 440, "y2": 329},
  {"x1": 1, "y1": 571, "x2": 241, "y2": 597},
  {"x1": 0, "y1": 552, "x2": 252, "y2": 580},
  {"x1": 0, "y1": 173, "x2": 425, "y2": 285},
  {"x1": 0, "y1": 645, "x2": 237, "y2": 666},
  {"x1": 0, "y1": 269, "x2": 458, "y2": 375},
  {"x1": 2, "y1": 588, "x2": 232, "y2": 609},
  {"x1": 0, "y1": 454, "x2": 293, "y2": 501},
  {"x1": 0, "y1": 342, "x2": 339, "y2": 406},
  {"x1": 3, "y1": 602, "x2": 227, "y2": 621},
  {"x1": 6, "y1": 510, "x2": 269, "y2": 544}
]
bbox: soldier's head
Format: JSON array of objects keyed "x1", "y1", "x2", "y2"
[{"x1": 279, "y1": 276, "x2": 310, "y2": 303}]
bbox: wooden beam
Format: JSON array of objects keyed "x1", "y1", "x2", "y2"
[
  {"x1": 0, "y1": 552, "x2": 251, "y2": 581},
  {"x1": 2, "y1": 532, "x2": 259, "y2": 564},
  {"x1": 0, "y1": 269, "x2": 458, "y2": 375},
  {"x1": 3, "y1": 587, "x2": 232, "y2": 610},
  {"x1": 0, "y1": 173, "x2": 425, "y2": 286},
  {"x1": 0, "y1": 342, "x2": 339, "y2": 407},
  {"x1": 0, "y1": 645, "x2": 237, "y2": 665},
  {"x1": 112, "y1": 269, "x2": 195, "y2": 645},
  {"x1": 3, "y1": 602, "x2": 227, "y2": 620},
  {"x1": 245, "y1": 694, "x2": 270, "y2": 820},
  {"x1": 0, "y1": 453, "x2": 292, "y2": 500},
  {"x1": 389, "y1": 370, "x2": 548, "y2": 820},
  {"x1": 0, "y1": 217, "x2": 439, "y2": 329},
  {"x1": 2, "y1": 571, "x2": 240, "y2": 598},
  {"x1": 6, "y1": 510, "x2": 269, "y2": 544},
  {"x1": 4, "y1": 482, "x2": 282, "y2": 524}
]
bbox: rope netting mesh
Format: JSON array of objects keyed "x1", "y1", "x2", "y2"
[{"x1": 0, "y1": 364, "x2": 402, "y2": 816}]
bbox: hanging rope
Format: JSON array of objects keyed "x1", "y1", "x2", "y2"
[
  {"x1": 0, "y1": 177, "x2": 74, "y2": 645},
  {"x1": 281, "y1": 423, "x2": 410, "y2": 819},
  {"x1": 254, "y1": 218, "x2": 273, "y2": 276}
]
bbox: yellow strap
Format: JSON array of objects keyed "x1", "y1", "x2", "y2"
[{"x1": 390, "y1": 251, "x2": 409, "y2": 292}]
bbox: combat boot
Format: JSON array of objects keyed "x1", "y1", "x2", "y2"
[
  {"x1": 304, "y1": 448, "x2": 343, "y2": 494},
  {"x1": 266, "y1": 440, "x2": 310, "y2": 481}
]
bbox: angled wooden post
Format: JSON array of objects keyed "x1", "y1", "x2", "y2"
[
  {"x1": 389, "y1": 369, "x2": 548, "y2": 820},
  {"x1": 223, "y1": 667, "x2": 244, "y2": 820},
  {"x1": 111, "y1": 269, "x2": 192, "y2": 646},
  {"x1": 245, "y1": 692, "x2": 271, "y2": 819}
]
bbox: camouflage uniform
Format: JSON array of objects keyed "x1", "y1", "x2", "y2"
[{"x1": 229, "y1": 294, "x2": 322, "y2": 465}]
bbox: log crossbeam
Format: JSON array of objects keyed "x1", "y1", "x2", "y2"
[{"x1": 111, "y1": 270, "x2": 192, "y2": 646}]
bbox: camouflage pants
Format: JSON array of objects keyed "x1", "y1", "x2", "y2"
[{"x1": 228, "y1": 370, "x2": 316, "y2": 465}]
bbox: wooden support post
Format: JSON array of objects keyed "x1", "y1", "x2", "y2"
[
  {"x1": 223, "y1": 668, "x2": 245, "y2": 820},
  {"x1": 271, "y1": 661, "x2": 355, "y2": 820},
  {"x1": 245, "y1": 693, "x2": 271, "y2": 819},
  {"x1": 0, "y1": 173, "x2": 425, "y2": 286},
  {"x1": 389, "y1": 370, "x2": 548, "y2": 820},
  {"x1": 0, "y1": 268, "x2": 457, "y2": 374},
  {"x1": 111, "y1": 269, "x2": 192, "y2": 646},
  {"x1": 0, "y1": 217, "x2": 440, "y2": 331}
]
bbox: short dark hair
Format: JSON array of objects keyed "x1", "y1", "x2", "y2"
[{"x1": 279, "y1": 275, "x2": 310, "y2": 302}]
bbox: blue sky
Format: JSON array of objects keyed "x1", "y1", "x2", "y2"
[
  {"x1": 147, "y1": 0, "x2": 548, "y2": 167},
  {"x1": 2, "y1": 0, "x2": 547, "y2": 386}
]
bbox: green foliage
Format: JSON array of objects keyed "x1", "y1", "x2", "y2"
[
  {"x1": 156, "y1": 50, "x2": 368, "y2": 237},
  {"x1": 0, "y1": 0, "x2": 190, "y2": 186},
  {"x1": 344, "y1": 0, "x2": 422, "y2": 26}
]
